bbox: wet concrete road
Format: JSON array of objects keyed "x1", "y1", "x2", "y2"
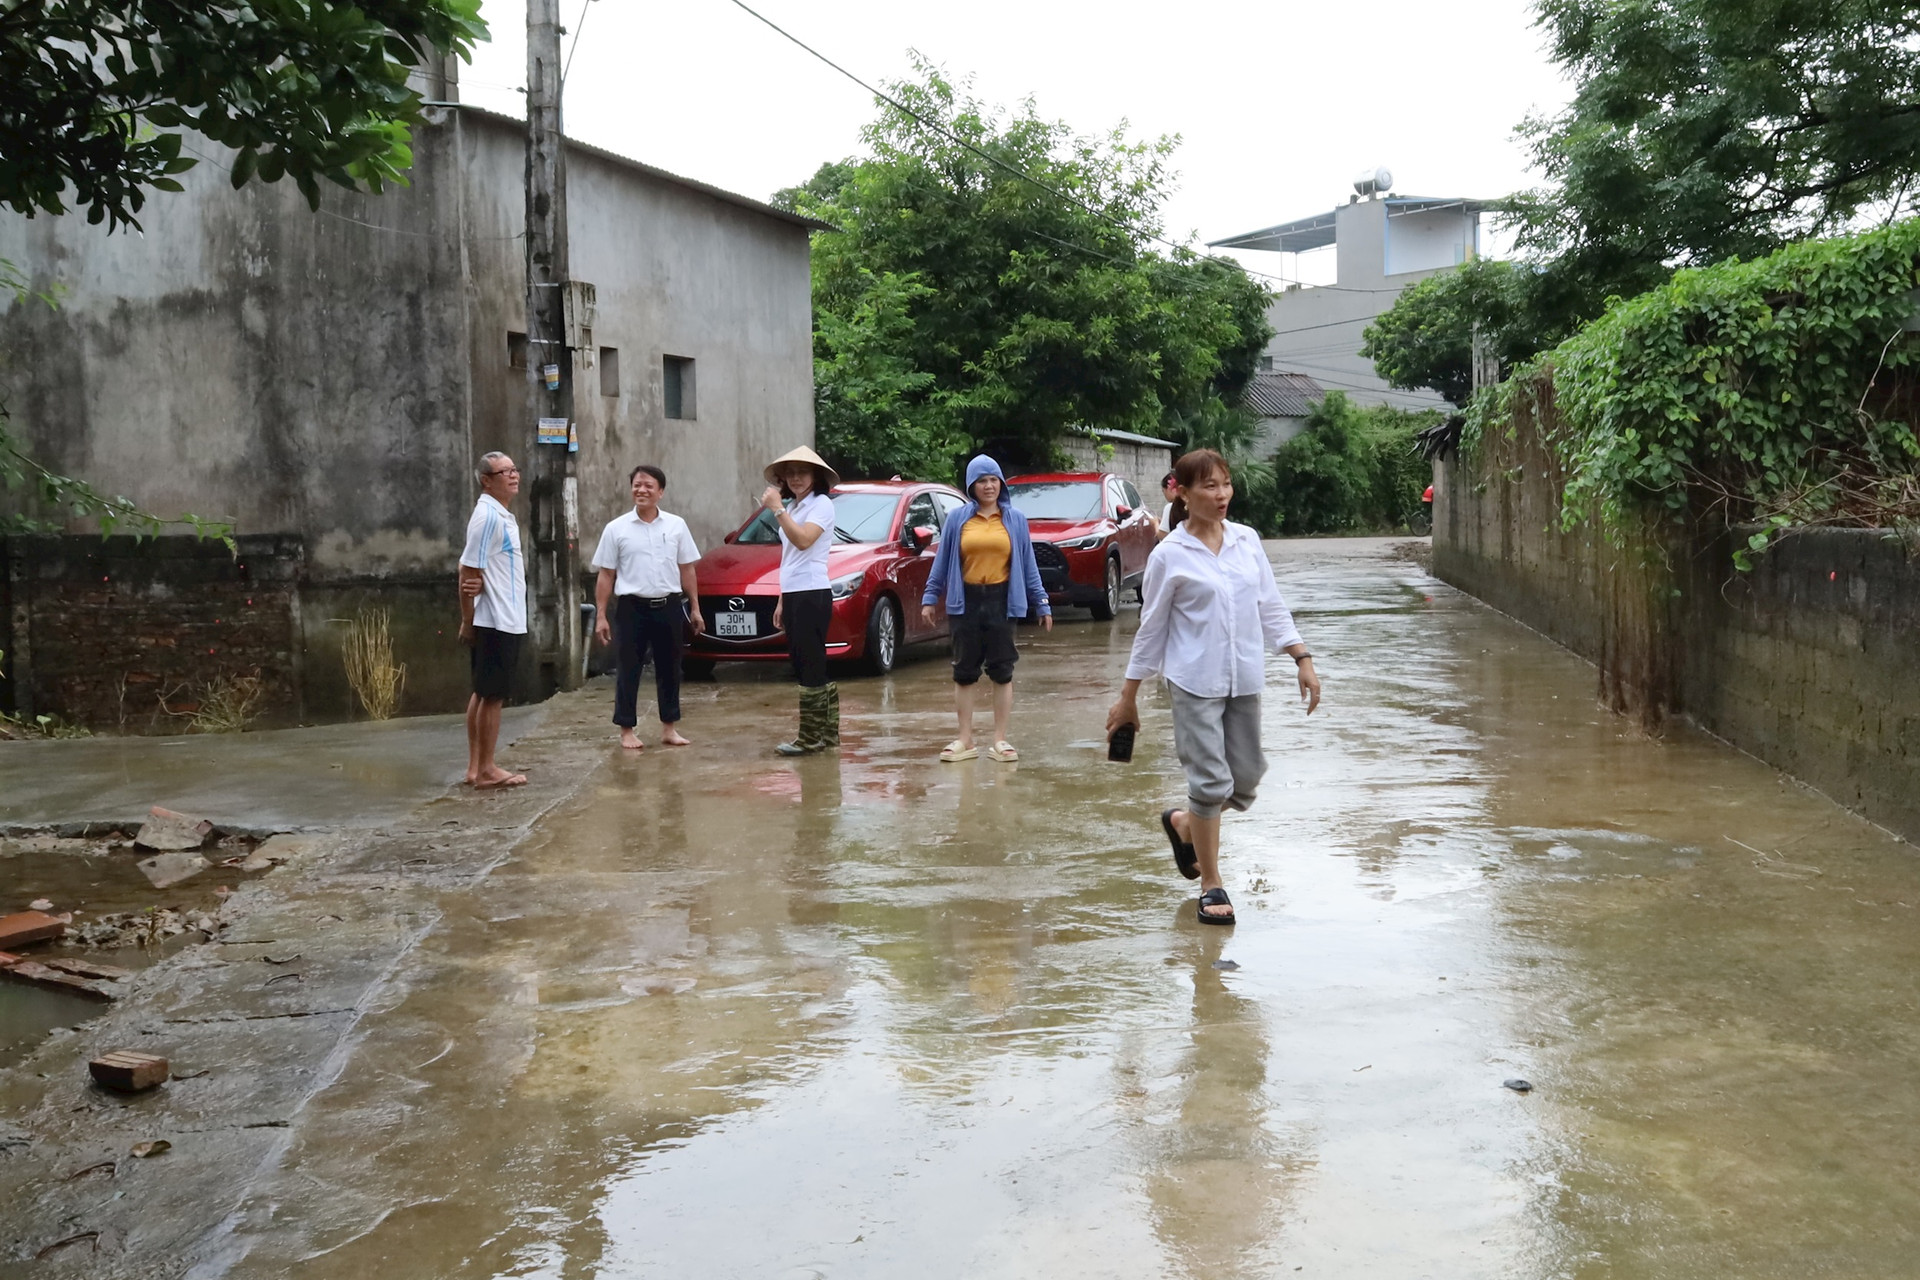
[{"x1": 6, "y1": 538, "x2": 1919, "y2": 1278}]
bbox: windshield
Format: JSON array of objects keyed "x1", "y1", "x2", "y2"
[
  {"x1": 1006, "y1": 481, "x2": 1103, "y2": 521},
  {"x1": 735, "y1": 491, "x2": 900, "y2": 545}
]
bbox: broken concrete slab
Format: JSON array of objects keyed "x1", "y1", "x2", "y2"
[
  {"x1": 0, "y1": 910, "x2": 68, "y2": 950},
  {"x1": 137, "y1": 851, "x2": 211, "y2": 890},
  {"x1": 134, "y1": 806, "x2": 214, "y2": 852},
  {"x1": 40, "y1": 957, "x2": 133, "y2": 981},
  {"x1": 2, "y1": 960, "x2": 115, "y2": 1001},
  {"x1": 245, "y1": 832, "x2": 326, "y2": 871}
]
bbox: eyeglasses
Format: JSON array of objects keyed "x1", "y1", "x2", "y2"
[{"x1": 487, "y1": 467, "x2": 520, "y2": 477}]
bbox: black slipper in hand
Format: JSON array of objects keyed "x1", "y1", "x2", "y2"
[
  {"x1": 1161, "y1": 808, "x2": 1199, "y2": 880},
  {"x1": 1196, "y1": 887, "x2": 1235, "y2": 926}
]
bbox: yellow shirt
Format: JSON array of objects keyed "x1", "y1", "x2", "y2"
[{"x1": 959, "y1": 511, "x2": 1012, "y2": 584}]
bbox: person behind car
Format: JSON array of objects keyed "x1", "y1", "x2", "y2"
[
  {"x1": 1105, "y1": 448, "x2": 1321, "y2": 925},
  {"x1": 762, "y1": 446, "x2": 840, "y2": 755},
  {"x1": 1152, "y1": 468, "x2": 1181, "y2": 542},
  {"x1": 921, "y1": 455, "x2": 1053, "y2": 762}
]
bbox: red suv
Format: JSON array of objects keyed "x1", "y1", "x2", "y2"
[
  {"x1": 687, "y1": 480, "x2": 968, "y2": 675},
  {"x1": 1006, "y1": 472, "x2": 1156, "y2": 619}
]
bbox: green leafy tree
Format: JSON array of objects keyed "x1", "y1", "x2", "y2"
[
  {"x1": 1512, "y1": 0, "x2": 1920, "y2": 332},
  {"x1": 785, "y1": 62, "x2": 1271, "y2": 480},
  {"x1": 1368, "y1": 0, "x2": 1920, "y2": 396},
  {"x1": 2, "y1": 0, "x2": 488, "y2": 231},
  {"x1": 1361, "y1": 257, "x2": 1537, "y2": 405}
]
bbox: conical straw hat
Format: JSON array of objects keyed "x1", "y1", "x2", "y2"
[{"x1": 764, "y1": 445, "x2": 840, "y2": 490}]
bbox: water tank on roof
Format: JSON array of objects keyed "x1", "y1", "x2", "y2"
[{"x1": 1353, "y1": 167, "x2": 1393, "y2": 198}]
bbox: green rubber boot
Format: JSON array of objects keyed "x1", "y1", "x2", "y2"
[
  {"x1": 776, "y1": 685, "x2": 833, "y2": 756},
  {"x1": 818, "y1": 682, "x2": 841, "y2": 748}
]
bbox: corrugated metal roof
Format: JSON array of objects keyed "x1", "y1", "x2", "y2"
[
  {"x1": 1207, "y1": 197, "x2": 1489, "y2": 254},
  {"x1": 1084, "y1": 427, "x2": 1180, "y2": 449},
  {"x1": 1243, "y1": 371, "x2": 1324, "y2": 418}
]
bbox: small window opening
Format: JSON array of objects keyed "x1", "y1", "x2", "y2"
[
  {"x1": 507, "y1": 331, "x2": 528, "y2": 370},
  {"x1": 1258, "y1": 354, "x2": 1274, "y2": 371},
  {"x1": 599, "y1": 347, "x2": 620, "y2": 398},
  {"x1": 663, "y1": 354, "x2": 696, "y2": 420}
]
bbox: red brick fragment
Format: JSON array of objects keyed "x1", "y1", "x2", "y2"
[{"x1": 0, "y1": 911, "x2": 67, "y2": 950}]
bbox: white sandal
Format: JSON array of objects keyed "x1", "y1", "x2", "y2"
[
  {"x1": 939, "y1": 741, "x2": 978, "y2": 762},
  {"x1": 986, "y1": 741, "x2": 1019, "y2": 762}
]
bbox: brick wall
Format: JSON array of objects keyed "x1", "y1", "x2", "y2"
[
  {"x1": 1434, "y1": 423, "x2": 1920, "y2": 843},
  {"x1": 1, "y1": 535, "x2": 303, "y2": 728}
]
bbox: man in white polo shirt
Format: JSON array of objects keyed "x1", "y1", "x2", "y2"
[
  {"x1": 459, "y1": 451, "x2": 528, "y2": 789},
  {"x1": 591, "y1": 464, "x2": 705, "y2": 750}
]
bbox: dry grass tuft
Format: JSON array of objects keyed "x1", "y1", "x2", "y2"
[
  {"x1": 342, "y1": 607, "x2": 407, "y2": 720},
  {"x1": 188, "y1": 672, "x2": 265, "y2": 733}
]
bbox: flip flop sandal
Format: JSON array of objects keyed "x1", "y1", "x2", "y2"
[
  {"x1": 1196, "y1": 887, "x2": 1235, "y2": 926},
  {"x1": 986, "y1": 741, "x2": 1019, "y2": 762},
  {"x1": 939, "y1": 741, "x2": 978, "y2": 762},
  {"x1": 1161, "y1": 808, "x2": 1200, "y2": 880}
]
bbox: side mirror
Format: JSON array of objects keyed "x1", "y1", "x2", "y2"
[
  {"x1": 907, "y1": 525, "x2": 937, "y2": 552},
  {"x1": 1115, "y1": 504, "x2": 1132, "y2": 520}
]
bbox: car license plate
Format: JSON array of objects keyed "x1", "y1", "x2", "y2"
[{"x1": 715, "y1": 611, "x2": 756, "y2": 638}]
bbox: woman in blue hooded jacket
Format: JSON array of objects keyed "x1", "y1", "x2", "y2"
[{"x1": 921, "y1": 455, "x2": 1053, "y2": 762}]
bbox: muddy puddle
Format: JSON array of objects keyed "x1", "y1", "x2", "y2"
[{"x1": 1, "y1": 834, "x2": 251, "y2": 1067}]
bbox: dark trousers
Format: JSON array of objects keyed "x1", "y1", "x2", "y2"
[
  {"x1": 783, "y1": 588, "x2": 832, "y2": 688},
  {"x1": 612, "y1": 595, "x2": 685, "y2": 726},
  {"x1": 950, "y1": 583, "x2": 1018, "y2": 685}
]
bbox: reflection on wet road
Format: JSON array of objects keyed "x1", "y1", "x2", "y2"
[{"x1": 220, "y1": 538, "x2": 1920, "y2": 1279}]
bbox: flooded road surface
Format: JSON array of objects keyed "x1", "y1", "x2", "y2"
[{"x1": 189, "y1": 539, "x2": 1918, "y2": 1278}]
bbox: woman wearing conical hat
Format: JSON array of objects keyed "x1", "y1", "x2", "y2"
[{"x1": 760, "y1": 446, "x2": 841, "y2": 755}]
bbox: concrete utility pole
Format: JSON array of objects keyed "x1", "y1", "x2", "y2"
[{"x1": 524, "y1": 0, "x2": 582, "y2": 694}]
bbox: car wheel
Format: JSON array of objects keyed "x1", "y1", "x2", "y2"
[
  {"x1": 863, "y1": 596, "x2": 901, "y2": 675},
  {"x1": 1090, "y1": 554, "x2": 1120, "y2": 621}
]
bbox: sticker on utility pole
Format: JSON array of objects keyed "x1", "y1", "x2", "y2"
[
  {"x1": 568, "y1": 422, "x2": 579, "y2": 453},
  {"x1": 542, "y1": 363, "x2": 561, "y2": 391},
  {"x1": 538, "y1": 417, "x2": 569, "y2": 445}
]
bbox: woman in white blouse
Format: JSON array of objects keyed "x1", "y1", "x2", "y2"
[{"x1": 1106, "y1": 449, "x2": 1321, "y2": 925}]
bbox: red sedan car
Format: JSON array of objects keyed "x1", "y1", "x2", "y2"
[
  {"x1": 687, "y1": 480, "x2": 968, "y2": 676},
  {"x1": 1006, "y1": 472, "x2": 1156, "y2": 619}
]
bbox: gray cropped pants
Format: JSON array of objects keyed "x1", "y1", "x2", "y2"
[{"x1": 1168, "y1": 683, "x2": 1267, "y2": 820}]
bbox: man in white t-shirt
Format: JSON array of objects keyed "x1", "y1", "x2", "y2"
[
  {"x1": 459, "y1": 451, "x2": 529, "y2": 789},
  {"x1": 591, "y1": 464, "x2": 705, "y2": 751}
]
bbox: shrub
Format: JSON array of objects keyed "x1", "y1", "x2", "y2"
[
  {"x1": 1262, "y1": 394, "x2": 1439, "y2": 534},
  {"x1": 1469, "y1": 218, "x2": 1920, "y2": 559}
]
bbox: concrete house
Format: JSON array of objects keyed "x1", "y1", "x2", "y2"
[
  {"x1": 0, "y1": 103, "x2": 822, "y2": 725},
  {"x1": 1212, "y1": 178, "x2": 1484, "y2": 411}
]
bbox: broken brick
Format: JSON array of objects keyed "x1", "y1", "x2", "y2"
[
  {"x1": 0, "y1": 911, "x2": 68, "y2": 950},
  {"x1": 90, "y1": 1051, "x2": 169, "y2": 1092}
]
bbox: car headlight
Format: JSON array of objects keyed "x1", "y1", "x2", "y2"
[
  {"x1": 829, "y1": 570, "x2": 865, "y2": 600},
  {"x1": 1055, "y1": 534, "x2": 1105, "y2": 550}
]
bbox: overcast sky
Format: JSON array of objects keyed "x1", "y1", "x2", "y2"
[{"x1": 461, "y1": 0, "x2": 1572, "y2": 285}]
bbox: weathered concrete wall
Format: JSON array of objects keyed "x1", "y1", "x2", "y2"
[
  {"x1": 1060, "y1": 437, "x2": 1173, "y2": 510},
  {"x1": 1434, "y1": 427, "x2": 1920, "y2": 842},
  {"x1": 0, "y1": 104, "x2": 816, "y2": 723},
  {"x1": 1, "y1": 535, "x2": 302, "y2": 727},
  {"x1": 453, "y1": 120, "x2": 818, "y2": 555}
]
